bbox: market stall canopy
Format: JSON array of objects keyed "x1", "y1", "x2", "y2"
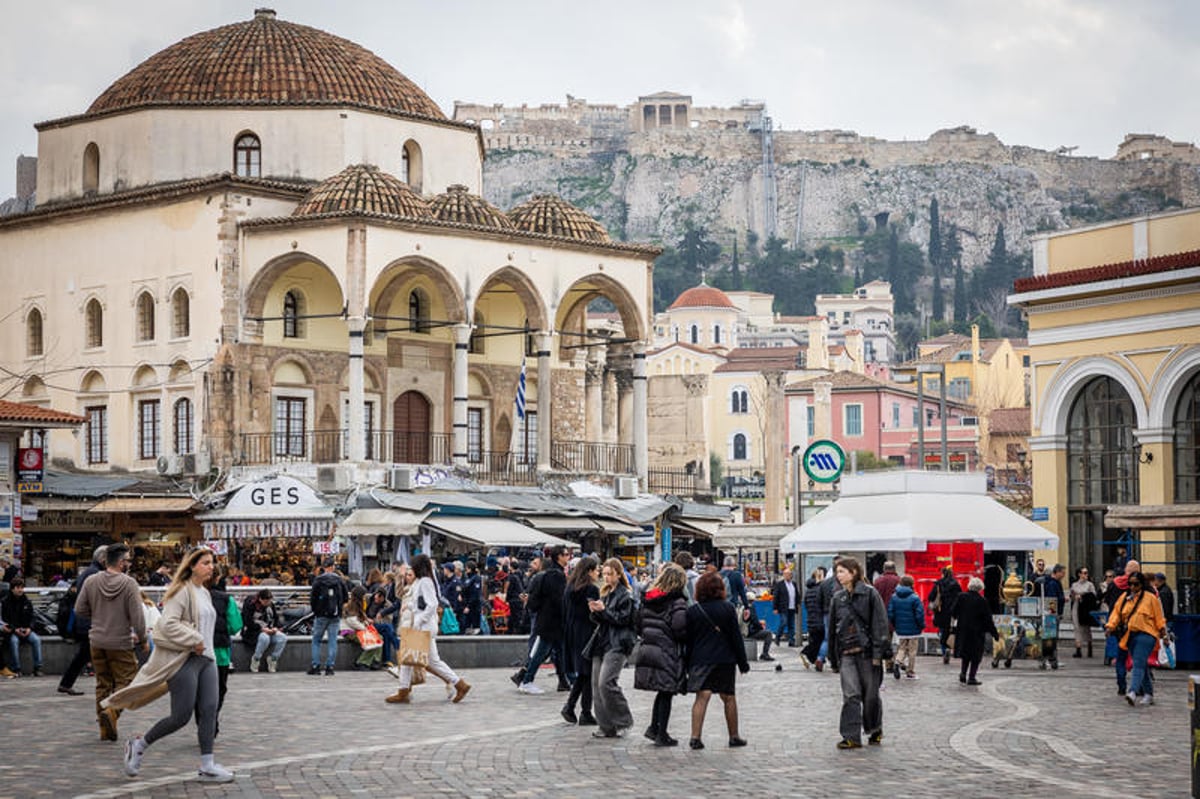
[
  {"x1": 422, "y1": 516, "x2": 574, "y2": 549},
  {"x1": 1105, "y1": 503, "x2": 1200, "y2": 529},
  {"x1": 714, "y1": 523, "x2": 794, "y2": 550},
  {"x1": 337, "y1": 508, "x2": 431, "y2": 538},
  {"x1": 780, "y1": 471, "x2": 1059, "y2": 554},
  {"x1": 518, "y1": 515, "x2": 602, "y2": 532},
  {"x1": 90, "y1": 497, "x2": 197, "y2": 513},
  {"x1": 198, "y1": 475, "x2": 334, "y2": 539}
]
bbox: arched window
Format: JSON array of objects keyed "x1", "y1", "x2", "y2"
[
  {"x1": 234, "y1": 133, "x2": 261, "y2": 178},
  {"x1": 1066, "y1": 376, "x2": 1137, "y2": 580},
  {"x1": 689, "y1": 324, "x2": 699, "y2": 345},
  {"x1": 713, "y1": 324, "x2": 722, "y2": 345},
  {"x1": 469, "y1": 310, "x2": 485, "y2": 354},
  {"x1": 83, "y1": 143, "x2": 99, "y2": 194},
  {"x1": 409, "y1": 290, "x2": 429, "y2": 334},
  {"x1": 173, "y1": 398, "x2": 193, "y2": 455},
  {"x1": 732, "y1": 433, "x2": 748, "y2": 461},
  {"x1": 26, "y1": 308, "x2": 43, "y2": 357},
  {"x1": 85, "y1": 299, "x2": 103, "y2": 348},
  {"x1": 730, "y1": 388, "x2": 748, "y2": 414},
  {"x1": 136, "y1": 291, "x2": 155, "y2": 341},
  {"x1": 401, "y1": 139, "x2": 423, "y2": 193},
  {"x1": 171, "y1": 288, "x2": 190, "y2": 338},
  {"x1": 1175, "y1": 371, "x2": 1200, "y2": 502},
  {"x1": 283, "y1": 290, "x2": 304, "y2": 338}
]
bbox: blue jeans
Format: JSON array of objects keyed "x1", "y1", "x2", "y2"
[
  {"x1": 521, "y1": 635, "x2": 557, "y2": 685},
  {"x1": 253, "y1": 631, "x2": 287, "y2": 661},
  {"x1": 311, "y1": 616, "x2": 340, "y2": 668},
  {"x1": 374, "y1": 622, "x2": 399, "y2": 664},
  {"x1": 1126, "y1": 631, "x2": 1156, "y2": 697},
  {"x1": 818, "y1": 615, "x2": 830, "y2": 661},
  {"x1": 776, "y1": 609, "x2": 796, "y2": 644},
  {"x1": 7, "y1": 631, "x2": 42, "y2": 670}
]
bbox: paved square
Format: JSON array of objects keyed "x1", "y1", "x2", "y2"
[{"x1": 0, "y1": 655, "x2": 1190, "y2": 798}]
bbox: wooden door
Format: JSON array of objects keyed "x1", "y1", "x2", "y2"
[{"x1": 393, "y1": 391, "x2": 431, "y2": 464}]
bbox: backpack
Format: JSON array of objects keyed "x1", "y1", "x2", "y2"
[
  {"x1": 241, "y1": 594, "x2": 261, "y2": 638},
  {"x1": 56, "y1": 585, "x2": 80, "y2": 640},
  {"x1": 311, "y1": 578, "x2": 342, "y2": 618}
]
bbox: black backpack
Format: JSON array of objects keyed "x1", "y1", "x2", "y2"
[
  {"x1": 55, "y1": 586, "x2": 78, "y2": 641},
  {"x1": 311, "y1": 578, "x2": 342, "y2": 618}
]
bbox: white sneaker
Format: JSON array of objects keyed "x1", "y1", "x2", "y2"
[
  {"x1": 1138, "y1": 695, "x2": 1154, "y2": 706},
  {"x1": 123, "y1": 737, "x2": 144, "y2": 778},
  {"x1": 386, "y1": 664, "x2": 403, "y2": 680},
  {"x1": 1124, "y1": 691, "x2": 1137, "y2": 706},
  {"x1": 518, "y1": 682, "x2": 545, "y2": 695},
  {"x1": 198, "y1": 763, "x2": 235, "y2": 783},
  {"x1": 267, "y1": 657, "x2": 278, "y2": 674},
  {"x1": 250, "y1": 657, "x2": 261, "y2": 673}
]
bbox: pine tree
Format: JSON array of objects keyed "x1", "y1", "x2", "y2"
[
  {"x1": 953, "y1": 257, "x2": 966, "y2": 324},
  {"x1": 730, "y1": 238, "x2": 743, "y2": 290},
  {"x1": 929, "y1": 198, "x2": 944, "y2": 321}
]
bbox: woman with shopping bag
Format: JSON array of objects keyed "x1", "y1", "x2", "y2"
[
  {"x1": 385, "y1": 554, "x2": 470, "y2": 705},
  {"x1": 342, "y1": 586, "x2": 383, "y2": 671}
]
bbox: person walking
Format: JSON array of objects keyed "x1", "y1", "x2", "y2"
[
  {"x1": 385, "y1": 554, "x2": 470, "y2": 705},
  {"x1": 928, "y1": 566, "x2": 962, "y2": 664},
  {"x1": 1105, "y1": 571, "x2": 1167, "y2": 707},
  {"x1": 56, "y1": 545, "x2": 108, "y2": 697},
  {"x1": 1069, "y1": 567, "x2": 1099, "y2": 659},
  {"x1": 799, "y1": 567, "x2": 826, "y2": 670},
  {"x1": 514, "y1": 546, "x2": 569, "y2": 694},
  {"x1": 828, "y1": 556, "x2": 889, "y2": 750},
  {"x1": 561, "y1": 556, "x2": 600, "y2": 726},
  {"x1": 684, "y1": 571, "x2": 749, "y2": 750},
  {"x1": 587, "y1": 558, "x2": 636, "y2": 739},
  {"x1": 771, "y1": 566, "x2": 798, "y2": 647},
  {"x1": 105, "y1": 547, "x2": 234, "y2": 783},
  {"x1": 635, "y1": 563, "x2": 688, "y2": 746},
  {"x1": 74, "y1": 543, "x2": 148, "y2": 741},
  {"x1": 308, "y1": 557, "x2": 347, "y2": 676},
  {"x1": 887, "y1": 575, "x2": 925, "y2": 679},
  {"x1": 951, "y1": 577, "x2": 999, "y2": 686},
  {"x1": 207, "y1": 569, "x2": 242, "y2": 738}
]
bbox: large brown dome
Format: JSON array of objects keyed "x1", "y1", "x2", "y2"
[
  {"x1": 508, "y1": 194, "x2": 610, "y2": 242},
  {"x1": 87, "y1": 9, "x2": 446, "y2": 121},
  {"x1": 293, "y1": 164, "x2": 432, "y2": 219}
]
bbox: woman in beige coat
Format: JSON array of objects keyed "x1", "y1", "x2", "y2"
[{"x1": 104, "y1": 547, "x2": 233, "y2": 783}]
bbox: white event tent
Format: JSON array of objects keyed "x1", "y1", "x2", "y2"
[{"x1": 779, "y1": 471, "x2": 1058, "y2": 554}]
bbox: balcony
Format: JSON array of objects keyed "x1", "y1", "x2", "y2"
[{"x1": 551, "y1": 440, "x2": 635, "y2": 474}]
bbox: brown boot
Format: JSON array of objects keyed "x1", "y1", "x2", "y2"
[
  {"x1": 452, "y1": 679, "x2": 471, "y2": 704},
  {"x1": 385, "y1": 688, "x2": 411, "y2": 704}
]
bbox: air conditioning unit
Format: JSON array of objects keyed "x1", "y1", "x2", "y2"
[
  {"x1": 182, "y1": 450, "x2": 211, "y2": 476},
  {"x1": 614, "y1": 476, "x2": 638, "y2": 499},
  {"x1": 156, "y1": 454, "x2": 183, "y2": 476},
  {"x1": 317, "y1": 465, "x2": 350, "y2": 492},
  {"x1": 961, "y1": 416, "x2": 979, "y2": 426},
  {"x1": 389, "y1": 466, "x2": 415, "y2": 491}
]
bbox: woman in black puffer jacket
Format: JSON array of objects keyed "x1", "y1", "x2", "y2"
[
  {"x1": 929, "y1": 566, "x2": 962, "y2": 664},
  {"x1": 634, "y1": 563, "x2": 689, "y2": 747}
]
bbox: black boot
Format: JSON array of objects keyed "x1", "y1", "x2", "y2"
[
  {"x1": 510, "y1": 668, "x2": 525, "y2": 686},
  {"x1": 1087, "y1": 643, "x2": 1093, "y2": 658}
]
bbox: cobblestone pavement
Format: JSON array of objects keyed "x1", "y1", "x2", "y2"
[{"x1": 0, "y1": 654, "x2": 1191, "y2": 798}]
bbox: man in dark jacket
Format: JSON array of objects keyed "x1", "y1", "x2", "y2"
[
  {"x1": 720, "y1": 556, "x2": 748, "y2": 609},
  {"x1": 827, "y1": 557, "x2": 889, "y2": 749},
  {"x1": 772, "y1": 566, "x2": 799, "y2": 647},
  {"x1": 1153, "y1": 573, "x2": 1175, "y2": 624},
  {"x1": 308, "y1": 557, "x2": 347, "y2": 676},
  {"x1": 515, "y1": 546, "x2": 569, "y2": 694},
  {"x1": 815, "y1": 569, "x2": 840, "y2": 670},
  {"x1": 800, "y1": 568, "x2": 827, "y2": 669},
  {"x1": 56, "y1": 545, "x2": 108, "y2": 696},
  {"x1": 1, "y1": 578, "x2": 43, "y2": 676}
]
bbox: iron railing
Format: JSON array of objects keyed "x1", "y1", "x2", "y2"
[
  {"x1": 551, "y1": 440, "x2": 635, "y2": 475},
  {"x1": 647, "y1": 468, "x2": 707, "y2": 496},
  {"x1": 236, "y1": 430, "x2": 452, "y2": 466},
  {"x1": 469, "y1": 450, "x2": 539, "y2": 485}
]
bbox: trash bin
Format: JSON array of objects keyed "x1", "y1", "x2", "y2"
[{"x1": 1174, "y1": 615, "x2": 1200, "y2": 669}]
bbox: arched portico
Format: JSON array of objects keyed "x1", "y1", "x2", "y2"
[
  {"x1": 1038, "y1": 356, "x2": 1149, "y2": 438},
  {"x1": 244, "y1": 252, "x2": 346, "y2": 347}
]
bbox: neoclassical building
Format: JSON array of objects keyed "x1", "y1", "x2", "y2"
[
  {"x1": 0, "y1": 10, "x2": 658, "y2": 484},
  {"x1": 1010, "y1": 206, "x2": 1200, "y2": 598}
]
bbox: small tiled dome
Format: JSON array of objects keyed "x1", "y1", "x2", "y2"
[
  {"x1": 668, "y1": 283, "x2": 737, "y2": 310},
  {"x1": 292, "y1": 164, "x2": 432, "y2": 219},
  {"x1": 429, "y1": 185, "x2": 513, "y2": 230},
  {"x1": 87, "y1": 10, "x2": 446, "y2": 121},
  {"x1": 508, "y1": 194, "x2": 610, "y2": 242}
]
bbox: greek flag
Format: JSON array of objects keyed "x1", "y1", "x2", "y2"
[{"x1": 515, "y1": 356, "x2": 527, "y2": 420}]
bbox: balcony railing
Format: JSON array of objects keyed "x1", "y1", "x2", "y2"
[
  {"x1": 237, "y1": 430, "x2": 452, "y2": 467},
  {"x1": 468, "y1": 450, "x2": 539, "y2": 486},
  {"x1": 551, "y1": 440, "x2": 635, "y2": 475},
  {"x1": 647, "y1": 468, "x2": 707, "y2": 496}
]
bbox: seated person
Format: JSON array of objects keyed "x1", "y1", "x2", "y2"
[
  {"x1": 741, "y1": 597, "x2": 774, "y2": 662},
  {"x1": 343, "y1": 586, "x2": 382, "y2": 671},
  {"x1": 247, "y1": 589, "x2": 287, "y2": 673},
  {"x1": 366, "y1": 589, "x2": 400, "y2": 666},
  {"x1": 1, "y1": 578, "x2": 44, "y2": 676}
]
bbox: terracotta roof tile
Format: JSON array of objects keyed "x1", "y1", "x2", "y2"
[
  {"x1": 0, "y1": 400, "x2": 85, "y2": 425},
  {"x1": 508, "y1": 194, "x2": 609, "y2": 242},
  {"x1": 669, "y1": 284, "x2": 736, "y2": 310},
  {"x1": 429, "y1": 185, "x2": 513, "y2": 230},
  {"x1": 988, "y1": 407, "x2": 1031, "y2": 435},
  {"x1": 292, "y1": 164, "x2": 431, "y2": 219},
  {"x1": 713, "y1": 347, "x2": 805, "y2": 372},
  {"x1": 1012, "y1": 248, "x2": 1200, "y2": 294},
  {"x1": 85, "y1": 10, "x2": 446, "y2": 121}
]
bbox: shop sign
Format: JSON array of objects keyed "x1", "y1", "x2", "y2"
[
  {"x1": 21, "y1": 504, "x2": 37, "y2": 523},
  {"x1": 0, "y1": 440, "x2": 9, "y2": 479},
  {"x1": 24, "y1": 509, "x2": 112, "y2": 532},
  {"x1": 225, "y1": 476, "x2": 329, "y2": 515},
  {"x1": 17, "y1": 448, "x2": 43, "y2": 483},
  {"x1": 205, "y1": 540, "x2": 229, "y2": 556},
  {"x1": 17, "y1": 482, "x2": 42, "y2": 493},
  {"x1": 0, "y1": 495, "x2": 11, "y2": 532},
  {"x1": 1031, "y1": 507, "x2": 1049, "y2": 522},
  {"x1": 660, "y1": 525, "x2": 672, "y2": 562},
  {"x1": 312, "y1": 540, "x2": 340, "y2": 555}
]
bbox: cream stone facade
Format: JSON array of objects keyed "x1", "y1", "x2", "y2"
[
  {"x1": 1010, "y1": 206, "x2": 1200, "y2": 598},
  {"x1": 0, "y1": 11, "x2": 658, "y2": 487}
]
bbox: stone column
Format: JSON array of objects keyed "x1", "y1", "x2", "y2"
[
  {"x1": 585, "y1": 344, "x2": 605, "y2": 444},
  {"x1": 452, "y1": 323, "x2": 471, "y2": 467},
  {"x1": 632, "y1": 342, "x2": 648, "y2": 488},
  {"x1": 616, "y1": 370, "x2": 634, "y2": 446},
  {"x1": 346, "y1": 225, "x2": 368, "y2": 462},
  {"x1": 603, "y1": 366, "x2": 619, "y2": 443},
  {"x1": 536, "y1": 331, "x2": 553, "y2": 471},
  {"x1": 763, "y1": 370, "x2": 786, "y2": 523}
]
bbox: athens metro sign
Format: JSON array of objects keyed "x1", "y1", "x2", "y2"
[{"x1": 802, "y1": 439, "x2": 846, "y2": 484}]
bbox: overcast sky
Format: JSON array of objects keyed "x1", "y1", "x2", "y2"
[{"x1": 2, "y1": 1, "x2": 1198, "y2": 199}]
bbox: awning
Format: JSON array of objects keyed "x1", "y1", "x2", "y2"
[
  {"x1": 1105, "y1": 503, "x2": 1200, "y2": 529},
  {"x1": 519, "y1": 515, "x2": 602, "y2": 532},
  {"x1": 671, "y1": 518, "x2": 722, "y2": 539},
  {"x1": 713, "y1": 523, "x2": 794, "y2": 550},
  {"x1": 337, "y1": 508, "x2": 431, "y2": 538},
  {"x1": 592, "y1": 518, "x2": 644, "y2": 534},
  {"x1": 780, "y1": 471, "x2": 1059, "y2": 554},
  {"x1": 422, "y1": 516, "x2": 575, "y2": 549},
  {"x1": 90, "y1": 497, "x2": 197, "y2": 513}
]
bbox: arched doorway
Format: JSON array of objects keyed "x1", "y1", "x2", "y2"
[{"x1": 393, "y1": 391, "x2": 431, "y2": 464}]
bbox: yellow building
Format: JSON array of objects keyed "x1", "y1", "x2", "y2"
[{"x1": 1009, "y1": 207, "x2": 1200, "y2": 602}]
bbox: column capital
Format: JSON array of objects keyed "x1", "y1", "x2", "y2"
[{"x1": 453, "y1": 322, "x2": 472, "y2": 346}]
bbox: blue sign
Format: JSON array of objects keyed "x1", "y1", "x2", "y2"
[
  {"x1": 802, "y1": 439, "x2": 846, "y2": 484},
  {"x1": 1031, "y1": 507, "x2": 1049, "y2": 522},
  {"x1": 661, "y1": 525, "x2": 672, "y2": 563}
]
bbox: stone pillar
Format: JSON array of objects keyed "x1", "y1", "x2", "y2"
[
  {"x1": 452, "y1": 323, "x2": 471, "y2": 467},
  {"x1": 813, "y1": 382, "x2": 833, "y2": 441},
  {"x1": 616, "y1": 370, "x2": 634, "y2": 446},
  {"x1": 536, "y1": 332, "x2": 553, "y2": 471},
  {"x1": 763, "y1": 371, "x2": 786, "y2": 523},
  {"x1": 603, "y1": 366, "x2": 619, "y2": 443},
  {"x1": 346, "y1": 225, "x2": 368, "y2": 462},
  {"x1": 633, "y1": 342, "x2": 648, "y2": 488},
  {"x1": 585, "y1": 344, "x2": 605, "y2": 443}
]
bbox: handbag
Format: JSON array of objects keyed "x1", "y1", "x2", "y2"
[
  {"x1": 399, "y1": 626, "x2": 431, "y2": 668},
  {"x1": 356, "y1": 623, "x2": 383, "y2": 651},
  {"x1": 439, "y1": 608, "x2": 460, "y2": 635},
  {"x1": 1158, "y1": 635, "x2": 1176, "y2": 670}
]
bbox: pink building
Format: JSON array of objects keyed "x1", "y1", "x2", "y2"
[{"x1": 785, "y1": 371, "x2": 980, "y2": 470}]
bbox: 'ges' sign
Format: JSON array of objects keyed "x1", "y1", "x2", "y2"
[{"x1": 249, "y1": 485, "x2": 302, "y2": 507}]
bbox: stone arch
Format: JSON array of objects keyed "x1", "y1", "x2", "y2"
[
  {"x1": 1038, "y1": 356, "x2": 1148, "y2": 437},
  {"x1": 131, "y1": 364, "x2": 159, "y2": 388},
  {"x1": 80, "y1": 370, "x2": 107, "y2": 393},
  {"x1": 1148, "y1": 345, "x2": 1200, "y2": 429},
  {"x1": 168, "y1": 359, "x2": 193, "y2": 384},
  {"x1": 271, "y1": 354, "x2": 315, "y2": 385},
  {"x1": 476, "y1": 265, "x2": 549, "y2": 332},
  {"x1": 370, "y1": 255, "x2": 466, "y2": 328},
  {"x1": 244, "y1": 251, "x2": 345, "y2": 321},
  {"x1": 494, "y1": 411, "x2": 513, "y2": 452},
  {"x1": 468, "y1": 367, "x2": 495, "y2": 399},
  {"x1": 337, "y1": 362, "x2": 383, "y2": 392},
  {"x1": 22, "y1": 376, "x2": 47, "y2": 399},
  {"x1": 555, "y1": 272, "x2": 646, "y2": 342}
]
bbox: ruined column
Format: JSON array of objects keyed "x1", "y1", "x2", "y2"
[
  {"x1": 616, "y1": 369, "x2": 634, "y2": 447},
  {"x1": 603, "y1": 365, "x2": 619, "y2": 443},
  {"x1": 633, "y1": 342, "x2": 648, "y2": 488},
  {"x1": 452, "y1": 323, "x2": 471, "y2": 467},
  {"x1": 763, "y1": 370, "x2": 786, "y2": 523},
  {"x1": 536, "y1": 331, "x2": 553, "y2": 472},
  {"x1": 585, "y1": 344, "x2": 605, "y2": 444}
]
